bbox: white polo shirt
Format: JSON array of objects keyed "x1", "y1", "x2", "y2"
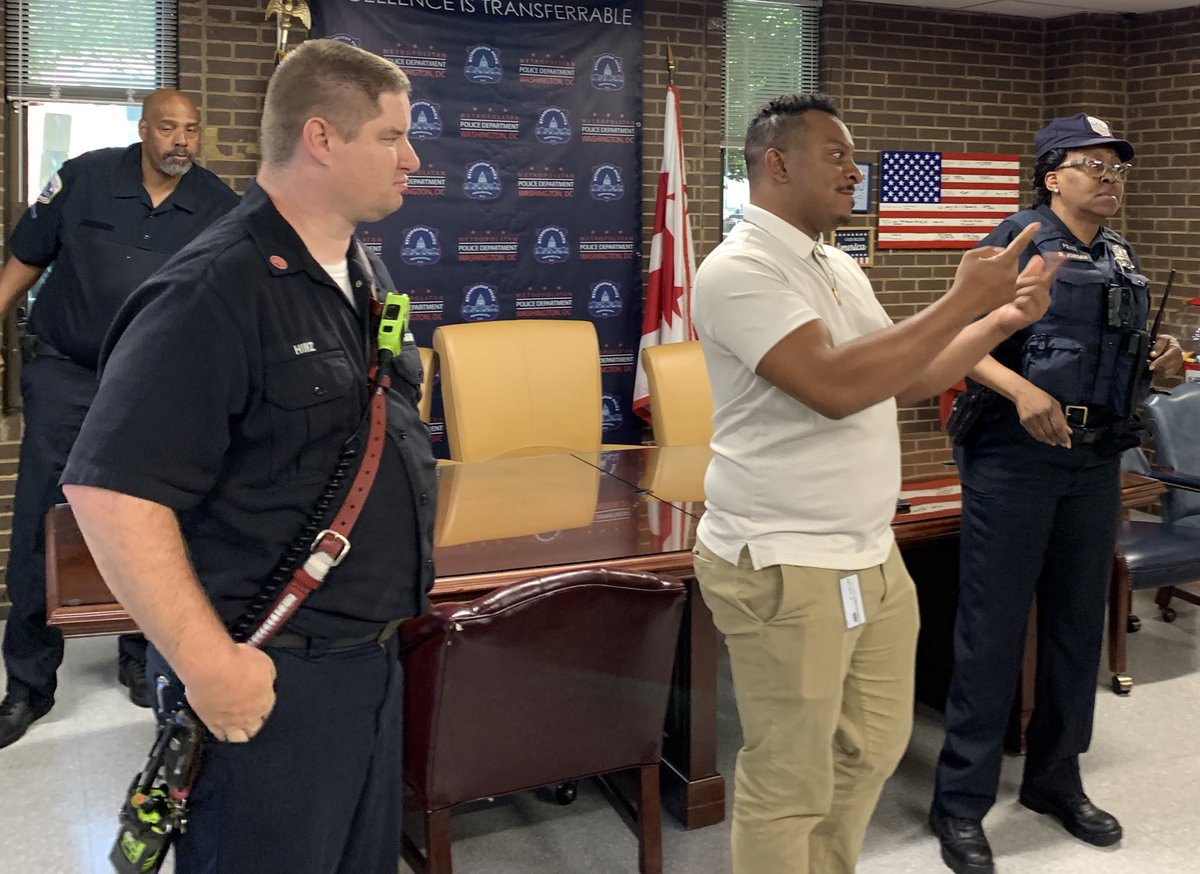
[{"x1": 694, "y1": 204, "x2": 900, "y2": 571}]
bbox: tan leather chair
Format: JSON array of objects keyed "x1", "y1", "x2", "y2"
[
  {"x1": 400, "y1": 568, "x2": 685, "y2": 874},
  {"x1": 433, "y1": 320, "x2": 621, "y2": 462},
  {"x1": 417, "y1": 346, "x2": 436, "y2": 423},
  {"x1": 639, "y1": 444, "x2": 712, "y2": 504},
  {"x1": 434, "y1": 454, "x2": 599, "y2": 546},
  {"x1": 641, "y1": 341, "x2": 713, "y2": 447}
]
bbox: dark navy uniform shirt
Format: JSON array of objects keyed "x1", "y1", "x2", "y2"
[
  {"x1": 8, "y1": 142, "x2": 239, "y2": 370},
  {"x1": 979, "y1": 203, "x2": 1148, "y2": 416},
  {"x1": 62, "y1": 182, "x2": 436, "y2": 639}
]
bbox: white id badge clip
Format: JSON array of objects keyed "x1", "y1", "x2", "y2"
[{"x1": 839, "y1": 574, "x2": 866, "y2": 629}]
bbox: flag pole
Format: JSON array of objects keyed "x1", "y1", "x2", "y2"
[{"x1": 632, "y1": 50, "x2": 698, "y2": 421}]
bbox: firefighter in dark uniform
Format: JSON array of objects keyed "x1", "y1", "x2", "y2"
[
  {"x1": 929, "y1": 114, "x2": 1183, "y2": 874},
  {"x1": 62, "y1": 40, "x2": 433, "y2": 874},
  {"x1": 0, "y1": 90, "x2": 238, "y2": 748}
]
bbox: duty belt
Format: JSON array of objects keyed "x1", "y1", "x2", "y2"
[
  {"x1": 1069, "y1": 426, "x2": 1114, "y2": 447},
  {"x1": 268, "y1": 618, "x2": 404, "y2": 651},
  {"x1": 1063, "y1": 404, "x2": 1117, "y2": 430},
  {"x1": 19, "y1": 334, "x2": 73, "y2": 365},
  {"x1": 1063, "y1": 405, "x2": 1138, "y2": 451}
]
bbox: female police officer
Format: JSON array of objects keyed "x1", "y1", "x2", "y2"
[{"x1": 928, "y1": 114, "x2": 1183, "y2": 874}]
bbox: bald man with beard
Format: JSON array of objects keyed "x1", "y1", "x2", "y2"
[{"x1": 0, "y1": 89, "x2": 238, "y2": 747}]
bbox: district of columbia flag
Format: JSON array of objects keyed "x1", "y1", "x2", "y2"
[
  {"x1": 877, "y1": 151, "x2": 1020, "y2": 249},
  {"x1": 648, "y1": 498, "x2": 694, "y2": 554},
  {"x1": 632, "y1": 83, "x2": 697, "y2": 421}
]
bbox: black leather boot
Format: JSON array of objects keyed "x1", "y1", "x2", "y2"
[
  {"x1": 929, "y1": 809, "x2": 995, "y2": 874},
  {"x1": 1019, "y1": 786, "x2": 1122, "y2": 847},
  {"x1": 0, "y1": 696, "x2": 53, "y2": 749}
]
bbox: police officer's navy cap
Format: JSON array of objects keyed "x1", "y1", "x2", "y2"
[{"x1": 1035, "y1": 113, "x2": 1134, "y2": 162}]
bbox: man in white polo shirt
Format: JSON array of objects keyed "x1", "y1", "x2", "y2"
[{"x1": 692, "y1": 93, "x2": 1063, "y2": 874}]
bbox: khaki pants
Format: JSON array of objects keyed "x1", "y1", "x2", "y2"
[{"x1": 694, "y1": 539, "x2": 919, "y2": 874}]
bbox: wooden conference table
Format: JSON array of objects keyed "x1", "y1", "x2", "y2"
[
  {"x1": 43, "y1": 446, "x2": 1164, "y2": 829},
  {"x1": 574, "y1": 446, "x2": 1164, "y2": 752}
]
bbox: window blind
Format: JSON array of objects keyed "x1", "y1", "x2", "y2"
[
  {"x1": 5, "y1": 0, "x2": 178, "y2": 103},
  {"x1": 724, "y1": 0, "x2": 821, "y2": 148}
]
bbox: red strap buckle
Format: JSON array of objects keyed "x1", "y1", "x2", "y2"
[{"x1": 310, "y1": 530, "x2": 352, "y2": 567}]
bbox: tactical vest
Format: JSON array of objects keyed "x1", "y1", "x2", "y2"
[{"x1": 997, "y1": 210, "x2": 1150, "y2": 419}]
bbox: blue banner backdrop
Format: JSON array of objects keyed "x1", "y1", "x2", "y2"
[{"x1": 310, "y1": 0, "x2": 646, "y2": 452}]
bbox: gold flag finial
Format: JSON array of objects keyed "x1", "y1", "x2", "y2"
[
  {"x1": 666, "y1": 44, "x2": 676, "y2": 84},
  {"x1": 265, "y1": 0, "x2": 312, "y2": 65}
]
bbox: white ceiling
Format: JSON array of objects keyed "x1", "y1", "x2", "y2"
[{"x1": 857, "y1": 0, "x2": 1200, "y2": 18}]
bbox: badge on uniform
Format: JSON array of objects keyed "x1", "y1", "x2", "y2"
[
  {"x1": 1112, "y1": 245, "x2": 1134, "y2": 271},
  {"x1": 839, "y1": 574, "x2": 866, "y2": 629},
  {"x1": 36, "y1": 172, "x2": 63, "y2": 205}
]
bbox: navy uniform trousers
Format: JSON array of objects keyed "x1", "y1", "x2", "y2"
[
  {"x1": 2, "y1": 353, "x2": 146, "y2": 708},
  {"x1": 2, "y1": 355, "x2": 97, "y2": 707},
  {"x1": 933, "y1": 411, "x2": 1121, "y2": 820},
  {"x1": 148, "y1": 635, "x2": 404, "y2": 874}
]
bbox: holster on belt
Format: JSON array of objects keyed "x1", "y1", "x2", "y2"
[
  {"x1": 946, "y1": 383, "x2": 996, "y2": 446},
  {"x1": 18, "y1": 332, "x2": 37, "y2": 365},
  {"x1": 19, "y1": 332, "x2": 69, "y2": 365},
  {"x1": 1068, "y1": 411, "x2": 1144, "y2": 457},
  {"x1": 1093, "y1": 415, "x2": 1144, "y2": 457}
]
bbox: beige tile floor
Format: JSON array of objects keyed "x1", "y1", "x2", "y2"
[{"x1": 1, "y1": 586, "x2": 1198, "y2": 874}]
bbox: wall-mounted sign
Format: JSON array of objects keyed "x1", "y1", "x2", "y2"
[{"x1": 833, "y1": 227, "x2": 875, "y2": 268}]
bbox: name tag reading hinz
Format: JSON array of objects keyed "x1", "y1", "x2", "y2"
[{"x1": 839, "y1": 573, "x2": 865, "y2": 629}]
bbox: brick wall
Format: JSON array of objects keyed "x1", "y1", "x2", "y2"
[
  {"x1": 2, "y1": 3, "x2": 1199, "y2": 611},
  {"x1": 1124, "y1": 5, "x2": 1200, "y2": 349},
  {"x1": 179, "y1": 1, "x2": 280, "y2": 188},
  {"x1": 822, "y1": 0, "x2": 1045, "y2": 477},
  {"x1": 162, "y1": 0, "x2": 1198, "y2": 482},
  {"x1": 1044, "y1": 14, "x2": 1127, "y2": 125},
  {"x1": 1042, "y1": 13, "x2": 1129, "y2": 245},
  {"x1": 643, "y1": 0, "x2": 725, "y2": 262},
  {"x1": 820, "y1": 1, "x2": 1200, "y2": 478}
]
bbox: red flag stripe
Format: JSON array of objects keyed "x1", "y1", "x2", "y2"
[{"x1": 632, "y1": 83, "x2": 697, "y2": 421}]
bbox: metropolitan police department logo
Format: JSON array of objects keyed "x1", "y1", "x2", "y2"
[
  {"x1": 534, "y1": 226, "x2": 570, "y2": 264},
  {"x1": 535, "y1": 107, "x2": 571, "y2": 144},
  {"x1": 328, "y1": 33, "x2": 361, "y2": 47},
  {"x1": 465, "y1": 45, "x2": 502, "y2": 84},
  {"x1": 589, "y1": 165, "x2": 624, "y2": 201},
  {"x1": 591, "y1": 54, "x2": 624, "y2": 91},
  {"x1": 409, "y1": 101, "x2": 442, "y2": 140},
  {"x1": 464, "y1": 162, "x2": 502, "y2": 200},
  {"x1": 588, "y1": 281, "x2": 622, "y2": 318},
  {"x1": 461, "y1": 284, "x2": 501, "y2": 321},
  {"x1": 401, "y1": 226, "x2": 441, "y2": 266},
  {"x1": 602, "y1": 395, "x2": 624, "y2": 432}
]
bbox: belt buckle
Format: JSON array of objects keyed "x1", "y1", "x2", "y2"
[{"x1": 1064, "y1": 405, "x2": 1089, "y2": 428}]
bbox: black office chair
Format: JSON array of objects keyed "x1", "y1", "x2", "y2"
[{"x1": 1108, "y1": 383, "x2": 1200, "y2": 695}]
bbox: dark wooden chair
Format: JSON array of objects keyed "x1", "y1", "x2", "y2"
[
  {"x1": 1108, "y1": 384, "x2": 1200, "y2": 694},
  {"x1": 399, "y1": 568, "x2": 685, "y2": 874}
]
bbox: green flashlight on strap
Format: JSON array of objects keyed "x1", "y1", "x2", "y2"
[{"x1": 377, "y1": 292, "x2": 410, "y2": 360}]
